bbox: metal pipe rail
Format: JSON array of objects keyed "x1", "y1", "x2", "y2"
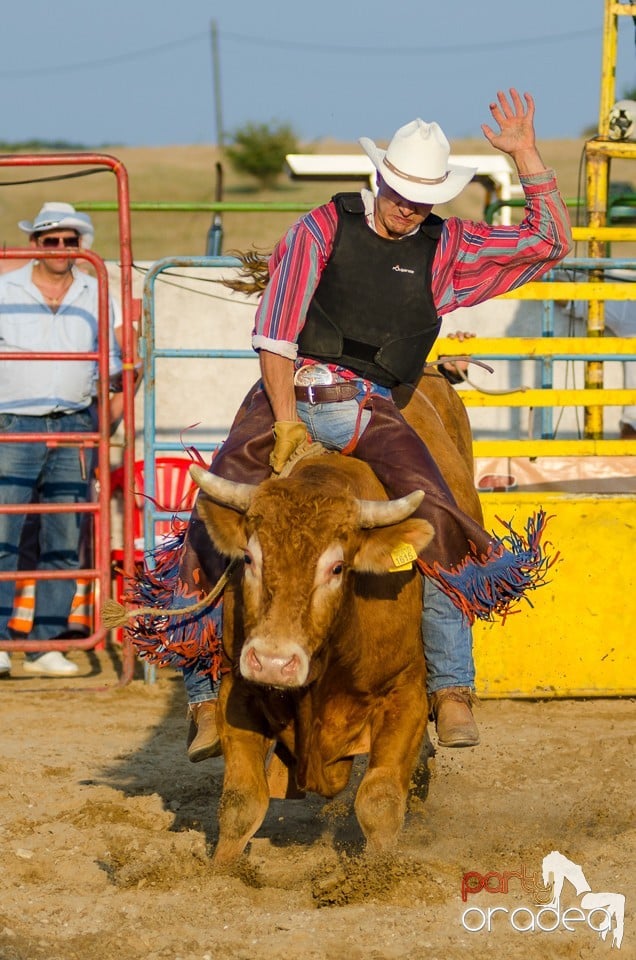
[
  {"x1": 75, "y1": 201, "x2": 317, "y2": 214},
  {"x1": 141, "y1": 255, "x2": 243, "y2": 502},
  {"x1": 0, "y1": 153, "x2": 138, "y2": 681},
  {"x1": 485, "y1": 195, "x2": 636, "y2": 225},
  {"x1": 497, "y1": 280, "x2": 636, "y2": 301},
  {"x1": 141, "y1": 255, "x2": 244, "y2": 464},
  {"x1": 433, "y1": 334, "x2": 635, "y2": 457},
  {"x1": 470, "y1": 265, "x2": 636, "y2": 437},
  {"x1": 138, "y1": 256, "x2": 243, "y2": 682}
]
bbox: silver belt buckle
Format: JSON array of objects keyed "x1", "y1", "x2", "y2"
[{"x1": 294, "y1": 363, "x2": 336, "y2": 387}]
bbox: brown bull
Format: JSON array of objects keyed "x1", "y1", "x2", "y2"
[
  {"x1": 188, "y1": 369, "x2": 482, "y2": 868},
  {"x1": 191, "y1": 457, "x2": 433, "y2": 867}
]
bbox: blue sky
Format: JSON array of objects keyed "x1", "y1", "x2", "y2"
[{"x1": 2, "y1": 0, "x2": 634, "y2": 147}]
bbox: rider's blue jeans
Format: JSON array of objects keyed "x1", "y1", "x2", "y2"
[{"x1": 183, "y1": 388, "x2": 475, "y2": 703}]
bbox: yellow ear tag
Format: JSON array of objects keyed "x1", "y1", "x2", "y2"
[{"x1": 389, "y1": 541, "x2": 418, "y2": 572}]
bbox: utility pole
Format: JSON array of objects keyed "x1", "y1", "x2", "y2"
[
  {"x1": 210, "y1": 20, "x2": 224, "y2": 150},
  {"x1": 208, "y1": 20, "x2": 225, "y2": 255}
]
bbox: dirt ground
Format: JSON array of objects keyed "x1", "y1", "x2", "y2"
[{"x1": 0, "y1": 647, "x2": 633, "y2": 960}]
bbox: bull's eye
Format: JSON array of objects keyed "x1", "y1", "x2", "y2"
[
  {"x1": 315, "y1": 545, "x2": 345, "y2": 589},
  {"x1": 243, "y1": 550, "x2": 253, "y2": 565}
]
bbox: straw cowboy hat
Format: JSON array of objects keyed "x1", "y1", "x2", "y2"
[
  {"x1": 359, "y1": 119, "x2": 476, "y2": 205},
  {"x1": 18, "y1": 202, "x2": 94, "y2": 248}
]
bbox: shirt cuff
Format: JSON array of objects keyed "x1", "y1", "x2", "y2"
[
  {"x1": 518, "y1": 169, "x2": 558, "y2": 191},
  {"x1": 252, "y1": 335, "x2": 298, "y2": 360}
]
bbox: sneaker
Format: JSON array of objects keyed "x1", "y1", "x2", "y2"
[
  {"x1": 22, "y1": 651, "x2": 79, "y2": 677},
  {"x1": 0, "y1": 651, "x2": 11, "y2": 676}
]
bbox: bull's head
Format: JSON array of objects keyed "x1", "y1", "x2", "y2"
[{"x1": 190, "y1": 462, "x2": 434, "y2": 689}]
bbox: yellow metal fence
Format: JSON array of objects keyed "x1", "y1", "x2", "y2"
[{"x1": 431, "y1": 249, "x2": 636, "y2": 697}]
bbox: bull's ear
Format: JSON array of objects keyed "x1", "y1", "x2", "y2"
[
  {"x1": 352, "y1": 518, "x2": 434, "y2": 574},
  {"x1": 195, "y1": 496, "x2": 247, "y2": 560}
]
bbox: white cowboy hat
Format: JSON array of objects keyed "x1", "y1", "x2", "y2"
[
  {"x1": 359, "y1": 119, "x2": 476, "y2": 205},
  {"x1": 18, "y1": 202, "x2": 94, "y2": 248}
]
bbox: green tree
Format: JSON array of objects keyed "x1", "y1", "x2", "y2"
[
  {"x1": 225, "y1": 121, "x2": 300, "y2": 188},
  {"x1": 0, "y1": 138, "x2": 89, "y2": 151}
]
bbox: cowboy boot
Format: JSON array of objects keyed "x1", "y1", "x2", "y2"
[
  {"x1": 429, "y1": 686, "x2": 479, "y2": 748},
  {"x1": 186, "y1": 701, "x2": 222, "y2": 762}
]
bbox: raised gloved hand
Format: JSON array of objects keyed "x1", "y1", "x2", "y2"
[{"x1": 269, "y1": 421, "x2": 308, "y2": 474}]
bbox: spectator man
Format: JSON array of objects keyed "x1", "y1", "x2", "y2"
[{"x1": 0, "y1": 202, "x2": 122, "y2": 677}]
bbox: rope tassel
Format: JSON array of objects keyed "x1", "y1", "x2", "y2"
[
  {"x1": 101, "y1": 562, "x2": 236, "y2": 630},
  {"x1": 100, "y1": 525, "x2": 237, "y2": 676}
]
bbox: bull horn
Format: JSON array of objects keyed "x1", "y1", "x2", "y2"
[
  {"x1": 357, "y1": 489, "x2": 425, "y2": 529},
  {"x1": 189, "y1": 464, "x2": 256, "y2": 513}
]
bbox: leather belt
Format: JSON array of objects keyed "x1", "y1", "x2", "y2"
[
  {"x1": 46, "y1": 409, "x2": 73, "y2": 419},
  {"x1": 294, "y1": 382, "x2": 360, "y2": 405},
  {"x1": 45, "y1": 408, "x2": 92, "y2": 419}
]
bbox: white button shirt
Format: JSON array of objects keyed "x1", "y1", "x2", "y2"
[{"x1": 0, "y1": 263, "x2": 122, "y2": 415}]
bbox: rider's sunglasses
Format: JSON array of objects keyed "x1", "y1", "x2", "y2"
[{"x1": 37, "y1": 236, "x2": 80, "y2": 248}]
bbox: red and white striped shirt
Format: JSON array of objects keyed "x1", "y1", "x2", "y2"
[{"x1": 252, "y1": 170, "x2": 572, "y2": 363}]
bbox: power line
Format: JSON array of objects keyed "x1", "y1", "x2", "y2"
[
  {"x1": 222, "y1": 26, "x2": 600, "y2": 55},
  {"x1": 0, "y1": 32, "x2": 204, "y2": 78},
  {"x1": 0, "y1": 25, "x2": 602, "y2": 79}
]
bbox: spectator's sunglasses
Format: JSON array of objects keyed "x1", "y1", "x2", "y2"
[{"x1": 37, "y1": 235, "x2": 80, "y2": 248}]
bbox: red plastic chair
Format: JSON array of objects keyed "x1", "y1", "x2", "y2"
[{"x1": 110, "y1": 457, "x2": 199, "y2": 641}]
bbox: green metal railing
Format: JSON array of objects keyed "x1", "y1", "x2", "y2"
[
  {"x1": 74, "y1": 201, "x2": 320, "y2": 255},
  {"x1": 74, "y1": 201, "x2": 317, "y2": 214},
  {"x1": 74, "y1": 195, "x2": 636, "y2": 225},
  {"x1": 484, "y1": 195, "x2": 636, "y2": 225}
]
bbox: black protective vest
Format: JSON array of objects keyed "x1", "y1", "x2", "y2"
[{"x1": 297, "y1": 193, "x2": 443, "y2": 387}]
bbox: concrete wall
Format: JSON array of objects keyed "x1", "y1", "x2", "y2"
[{"x1": 107, "y1": 262, "x2": 260, "y2": 465}]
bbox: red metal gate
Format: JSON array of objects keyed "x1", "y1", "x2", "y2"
[{"x1": 0, "y1": 153, "x2": 138, "y2": 683}]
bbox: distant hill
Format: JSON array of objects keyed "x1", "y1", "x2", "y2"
[{"x1": 0, "y1": 139, "x2": 91, "y2": 152}]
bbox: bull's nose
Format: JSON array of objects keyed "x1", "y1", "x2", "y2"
[{"x1": 241, "y1": 642, "x2": 308, "y2": 687}]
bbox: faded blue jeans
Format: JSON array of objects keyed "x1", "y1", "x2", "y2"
[
  {"x1": 183, "y1": 386, "x2": 474, "y2": 703},
  {"x1": 181, "y1": 601, "x2": 223, "y2": 703},
  {"x1": 0, "y1": 410, "x2": 91, "y2": 658}
]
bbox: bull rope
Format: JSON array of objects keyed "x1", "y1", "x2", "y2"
[
  {"x1": 449, "y1": 364, "x2": 530, "y2": 396},
  {"x1": 424, "y1": 356, "x2": 530, "y2": 396},
  {"x1": 101, "y1": 557, "x2": 241, "y2": 630}
]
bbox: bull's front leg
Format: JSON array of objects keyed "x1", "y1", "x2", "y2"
[
  {"x1": 212, "y1": 681, "x2": 271, "y2": 869},
  {"x1": 354, "y1": 676, "x2": 427, "y2": 854},
  {"x1": 214, "y1": 744, "x2": 270, "y2": 868}
]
